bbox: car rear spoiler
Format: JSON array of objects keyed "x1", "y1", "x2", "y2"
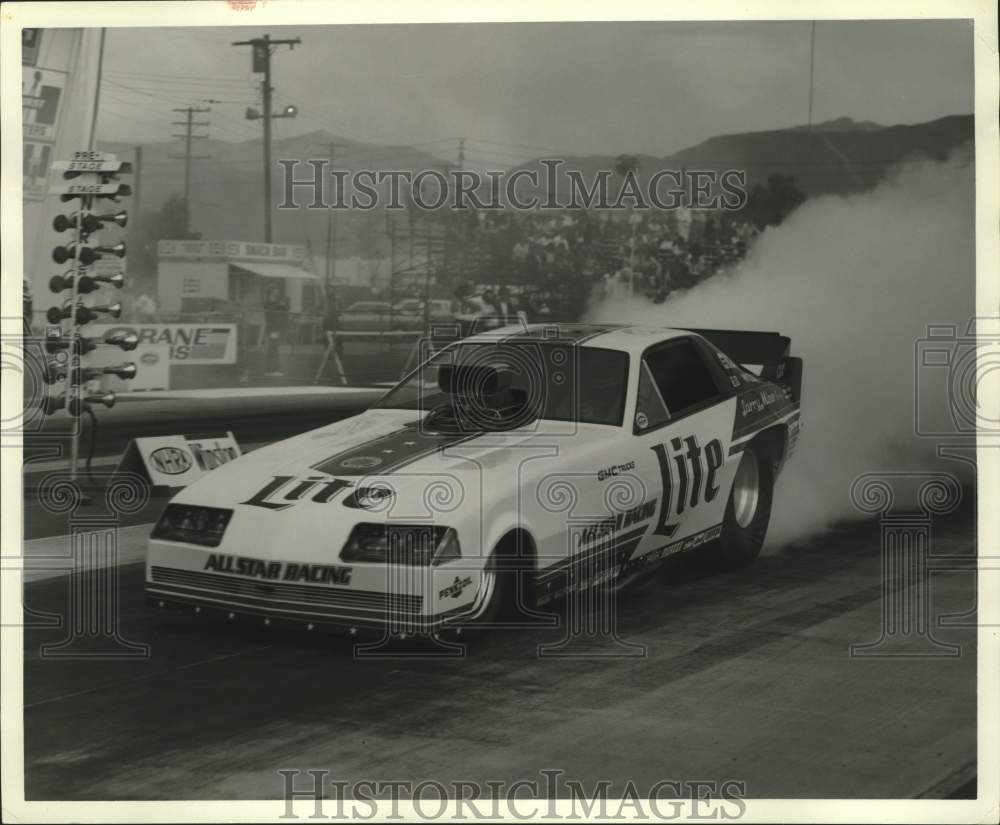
[
  {"x1": 685, "y1": 328, "x2": 803, "y2": 405},
  {"x1": 683, "y1": 328, "x2": 790, "y2": 366}
]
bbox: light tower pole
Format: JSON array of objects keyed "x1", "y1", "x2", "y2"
[{"x1": 233, "y1": 34, "x2": 301, "y2": 242}]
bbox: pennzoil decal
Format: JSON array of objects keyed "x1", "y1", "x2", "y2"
[
  {"x1": 439, "y1": 576, "x2": 473, "y2": 599},
  {"x1": 203, "y1": 553, "x2": 352, "y2": 585}
]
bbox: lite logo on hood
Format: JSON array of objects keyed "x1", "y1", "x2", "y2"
[{"x1": 240, "y1": 476, "x2": 352, "y2": 511}]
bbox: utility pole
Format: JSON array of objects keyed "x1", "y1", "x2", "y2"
[
  {"x1": 233, "y1": 34, "x2": 301, "y2": 242},
  {"x1": 88, "y1": 29, "x2": 106, "y2": 150},
  {"x1": 457, "y1": 137, "x2": 465, "y2": 171},
  {"x1": 317, "y1": 141, "x2": 349, "y2": 289},
  {"x1": 132, "y1": 144, "x2": 143, "y2": 218},
  {"x1": 807, "y1": 22, "x2": 817, "y2": 131},
  {"x1": 387, "y1": 214, "x2": 396, "y2": 327},
  {"x1": 169, "y1": 106, "x2": 211, "y2": 222}
]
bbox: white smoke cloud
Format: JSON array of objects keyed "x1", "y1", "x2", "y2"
[{"x1": 588, "y1": 148, "x2": 976, "y2": 545}]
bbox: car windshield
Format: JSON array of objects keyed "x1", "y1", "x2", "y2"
[{"x1": 374, "y1": 342, "x2": 629, "y2": 427}]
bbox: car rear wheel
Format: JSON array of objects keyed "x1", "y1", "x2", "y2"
[{"x1": 712, "y1": 442, "x2": 774, "y2": 569}]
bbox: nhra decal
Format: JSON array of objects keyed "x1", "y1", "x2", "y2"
[
  {"x1": 311, "y1": 423, "x2": 478, "y2": 477},
  {"x1": 240, "y1": 476, "x2": 352, "y2": 511},
  {"x1": 651, "y1": 435, "x2": 724, "y2": 537},
  {"x1": 203, "y1": 553, "x2": 352, "y2": 585},
  {"x1": 439, "y1": 575, "x2": 473, "y2": 600},
  {"x1": 597, "y1": 460, "x2": 636, "y2": 481},
  {"x1": 149, "y1": 446, "x2": 192, "y2": 475}
]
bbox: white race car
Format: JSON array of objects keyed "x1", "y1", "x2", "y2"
[{"x1": 146, "y1": 324, "x2": 802, "y2": 635}]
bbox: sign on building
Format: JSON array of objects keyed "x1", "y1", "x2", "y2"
[
  {"x1": 22, "y1": 29, "x2": 42, "y2": 66},
  {"x1": 22, "y1": 66, "x2": 68, "y2": 200}
]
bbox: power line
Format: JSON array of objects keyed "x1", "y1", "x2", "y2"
[
  {"x1": 105, "y1": 68, "x2": 252, "y2": 86},
  {"x1": 105, "y1": 78, "x2": 255, "y2": 106}
]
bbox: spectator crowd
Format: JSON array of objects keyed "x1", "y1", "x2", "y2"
[{"x1": 435, "y1": 206, "x2": 759, "y2": 322}]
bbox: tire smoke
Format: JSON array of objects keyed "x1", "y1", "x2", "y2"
[{"x1": 588, "y1": 148, "x2": 976, "y2": 545}]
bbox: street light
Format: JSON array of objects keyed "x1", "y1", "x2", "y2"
[{"x1": 246, "y1": 104, "x2": 298, "y2": 120}]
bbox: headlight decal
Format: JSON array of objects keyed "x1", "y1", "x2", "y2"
[
  {"x1": 151, "y1": 504, "x2": 233, "y2": 547},
  {"x1": 341, "y1": 524, "x2": 460, "y2": 566}
]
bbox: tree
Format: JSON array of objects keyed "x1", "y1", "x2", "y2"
[
  {"x1": 127, "y1": 193, "x2": 202, "y2": 283},
  {"x1": 743, "y1": 173, "x2": 806, "y2": 230}
]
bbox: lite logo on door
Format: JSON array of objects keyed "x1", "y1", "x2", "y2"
[
  {"x1": 651, "y1": 435, "x2": 724, "y2": 537},
  {"x1": 240, "y1": 476, "x2": 352, "y2": 511}
]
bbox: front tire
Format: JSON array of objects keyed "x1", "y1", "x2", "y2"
[
  {"x1": 454, "y1": 534, "x2": 533, "y2": 635},
  {"x1": 713, "y1": 442, "x2": 774, "y2": 569}
]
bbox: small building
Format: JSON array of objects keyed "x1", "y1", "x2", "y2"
[{"x1": 156, "y1": 239, "x2": 321, "y2": 314}]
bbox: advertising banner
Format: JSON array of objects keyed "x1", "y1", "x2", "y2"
[
  {"x1": 89, "y1": 323, "x2": 238, "y2": 365},
  {"x1": 117, "y1": 432, "x2": 243, "y2": 489}
]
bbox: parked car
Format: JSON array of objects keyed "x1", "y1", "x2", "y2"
[
  {"x1": 338, "y1": 300, "x2": 455, "y2": 332},
  {"x1": 393, "y1": 299, "x2": 456, "y2": 327},
  {"x1": 338, "y1": 301, "x2": 397, "y2": 331}
]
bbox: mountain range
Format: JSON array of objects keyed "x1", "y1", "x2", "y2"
[{"x1": 100, "y1": 113, "x2": 973, "y2": 256}]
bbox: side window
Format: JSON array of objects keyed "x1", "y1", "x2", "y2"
[
  {"x1": 634, "y1": 360, "x2": 670, "y2": 433},
  {"x1": 644, "y1": 339, "x2": 723, "y2": 417}
]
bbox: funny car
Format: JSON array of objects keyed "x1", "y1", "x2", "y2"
[{"x1": 146, "y1": 323, "x2": 803, "y2": 635}]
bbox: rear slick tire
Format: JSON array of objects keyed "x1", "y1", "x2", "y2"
[{"x1": 713, "y1": 442, "x2": 774, "y2": 570}]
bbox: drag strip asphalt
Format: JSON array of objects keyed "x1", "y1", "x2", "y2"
[{"x1": 20, "y1": 506, "x2": 977, "y2": 801}]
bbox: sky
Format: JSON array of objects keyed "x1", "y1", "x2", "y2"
[{"x1": 93, "y1": 20, "x2": 974, "y2": 163}]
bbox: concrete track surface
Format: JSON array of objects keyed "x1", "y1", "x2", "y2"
[{"x1": 21, "y1": 508, "x2": 976, "y2": 801}]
